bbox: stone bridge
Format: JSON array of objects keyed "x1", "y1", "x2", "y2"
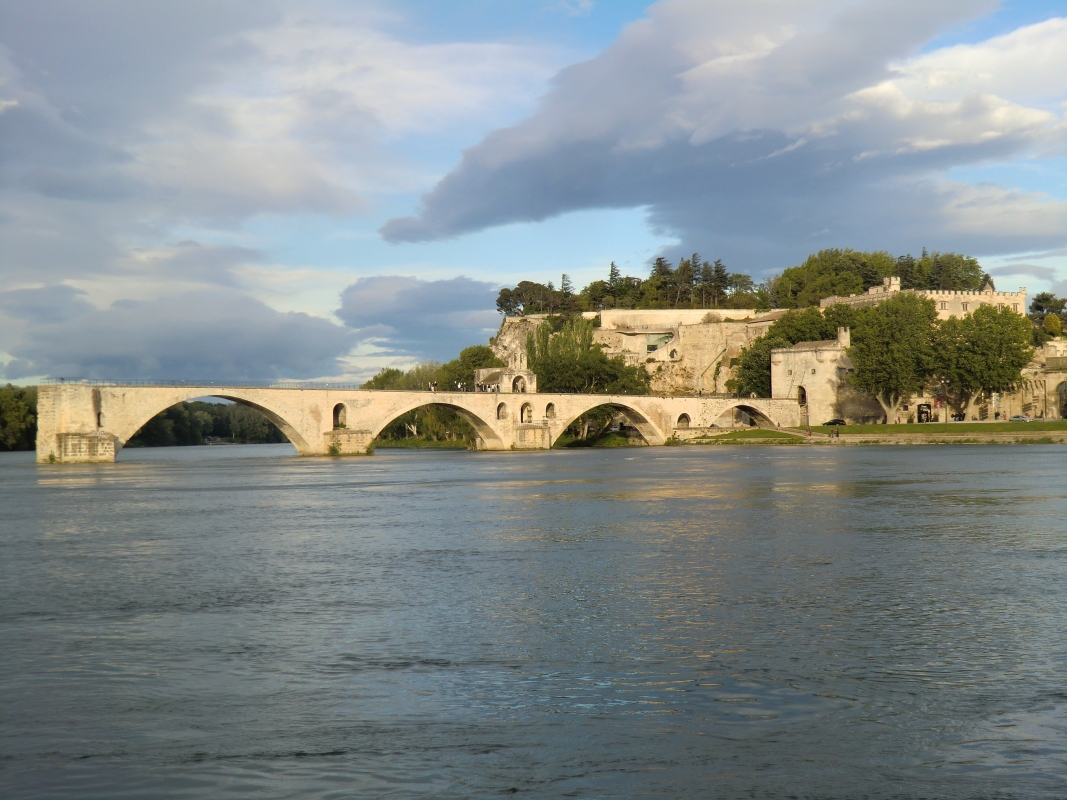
[{"x1": 35, "y1": 381, "x2": 802, "y2": 463}]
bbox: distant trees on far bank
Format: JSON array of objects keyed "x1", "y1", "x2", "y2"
[
  {"x1": 0, "y1": 386, "x2": 290, "y2": 451},
  {"x1": 125, "y1": 401, "x2": 289, "y2": 447},
  {"x1": 496, "y1": 248, "x2": 994, "y2": 316},
  {"x1": 0, "y1": 384, "x2": 37, "y2": 451}
]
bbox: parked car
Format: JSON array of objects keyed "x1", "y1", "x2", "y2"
[
  {"x1": 951, "y1": 412, "x2": 966, "y2": 422},
  {"x1": 823, "y1": 419, "x2": 846, "y2": 426},
  {"x1": 1008, "y1": 414, "x2": 1031, "y2": 422}
]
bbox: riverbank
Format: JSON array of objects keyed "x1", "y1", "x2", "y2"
[{"x1": 687, "y1": 420, "x2": 1067, "y2": 445}]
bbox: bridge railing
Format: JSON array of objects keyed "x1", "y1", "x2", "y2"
[
  {"x1": 41, "y1": 378, "x2": 367, "y2": 390},
  {"x1": 41, "y1": 378, "x2": 751, "y2": 400}
]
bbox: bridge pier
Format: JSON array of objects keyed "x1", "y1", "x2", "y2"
[{"x1": 35, "y1": 382, "x2": 801, "y2": 463}]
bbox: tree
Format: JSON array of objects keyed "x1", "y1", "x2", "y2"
[
  {"x1": 901, "y1": 251, "x2": 989, "y2": 291},
  {"x1": 526, "y1": 317, "x2": 650, "y2": 394},
  {"x1": 1045, "y1": 312, "x2": 1063, "y2": 337},
  {"x1": 726, "y1": 337, "x2": 791, "y2": 397},
  {"x1": 651, "y1": 256, "x2": 673, "y2": 278},
  {"x1": 561, "y1": 274, "x2": 574, "y2": 297},
  {"x1": 674, "y1": 257, "x2": 695, "y2": 306},
  {"x1": 437, "y1": 345, "x2": 504, "y2": 390},
  {"x1": 932, "y1": 304, "x2": 1034, "y2": 415},
  {"x1": 709, "y1": 259, "x2": 729, "y2": 307},
  {"x1": 724, "y1": 305, "x2": 858, "y2": 397},
  {"x1": 0, "y1": 384, "x2": 37, "y2": 451},
  {"x1": 698, "y1": 261, "x2": 712, "y2": 307},
  {"x1": 847, "y1": 294, "x2": 938, "y2": 421},
  {"x1": 608, "y1": 262, "x2": 621, "y2": 291},
  {"x1": 774, "y1": 249, "x2": 896, "y2": 308}
]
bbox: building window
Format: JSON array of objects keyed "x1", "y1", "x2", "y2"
[
  {"x1": 998, "y1": 303, "x2": 1004, "y2": 310},
  {"x1": 811, "y1": 369, "x2": 816, "y2": 374},
  {"x1": 962, "y1": 303, "x2": 968, "y2": 312},
  {"x1": 940, "y1": 302, "x2": 947, "y2": 310},
  {"x1": 787, "y1": 369, "x2": 792, "y2": 376},
  {"x1": 1013, "y1": 304, "x2": 1019, "y2": 312}
]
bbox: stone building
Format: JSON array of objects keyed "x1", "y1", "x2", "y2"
[
  {"x1": 820, "y1": 276, "x2": 1027, "y2": 320},
  {"x1": 488, "y1": 276, "x2": 1062, "y2": 425},
  {"x1": 769, "y1": 328, "x2": 884, "y2": 426},
  {"x1": 491, "y1": 307, "x2": 785, "y2": 396}
]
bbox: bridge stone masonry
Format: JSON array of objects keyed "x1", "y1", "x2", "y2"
[{"x1": 35, "y1": 381, "x2": 802, "y2": 463}]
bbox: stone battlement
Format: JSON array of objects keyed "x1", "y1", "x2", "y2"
[{"x1": 820, "y1": 276, "x2": 1026, "y2": 320}]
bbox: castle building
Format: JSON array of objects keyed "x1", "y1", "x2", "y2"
[
  {"x1": 820, "y1": 276, "x2": 1027, "y2": 320},
  {"x1": 489, "y1": 276, "x2": 1063, "y2": 425}
]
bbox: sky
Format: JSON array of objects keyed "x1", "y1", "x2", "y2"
[{"x1": 1, "y1": 0, "x2": 1065, "y2": 383}]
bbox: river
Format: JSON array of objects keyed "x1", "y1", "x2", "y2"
[{"x1": 2, "y1": 444, "x2": 1066, "y2": 798}]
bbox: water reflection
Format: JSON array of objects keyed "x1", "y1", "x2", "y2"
[{"x1": 1, "y1": 445, "x2": 1066, "y2": 798}]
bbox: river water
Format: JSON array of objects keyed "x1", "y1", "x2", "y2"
[{"x1": 2, "y1": 443, "x2": 1066, "y2": 798}]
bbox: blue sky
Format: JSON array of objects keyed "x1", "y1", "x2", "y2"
[{"x1": 1, "y1": 0, "x2": 1065, "y2": 381}]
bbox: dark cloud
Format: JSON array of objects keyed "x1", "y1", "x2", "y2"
[
  {"x1": 382, "y1": 0, "x2": 1067, "y2": 271},
  {"x1": 988, "y1": 264, "x2": 1059, "y2": 281},
  {"x1": 3, "y1": 289, "x2": 352, "y2": 380},
  {"x1": 336, "y1": 275, "x2": 499, "y2": 362},
  {"x1": 0, "y1": 284, "x2": 96, "y2": 323}
]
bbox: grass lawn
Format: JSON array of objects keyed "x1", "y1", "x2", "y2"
[
  {"x1": 807, "y1": 420, "x2": 1067, "y2": 435},
  {"x1": 556, "y1": 431, "x2": 641, "y2": 448},
  {"x1": 372, "y1": 438, "x2": 470, "y2": 449},
  {"x1": 696, "y1": 428, "x2": 800, "y2": 441}
]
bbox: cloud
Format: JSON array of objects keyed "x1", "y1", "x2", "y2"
[
  {"x1": 0, "y1": 285, "x2": 96, "y2": 323},
  {"x1": 382, "y1": 1, "x2": 1067, "y2": 271},
  {"x1": 336, "y1": 275, "x2": 499, "y2": 362},
  {"x1": 2, "y1": 289, "x2": 353, "y2": 380},
  {"x1": 987, "y1": 263, "x2": 1060, "y2": 281}
]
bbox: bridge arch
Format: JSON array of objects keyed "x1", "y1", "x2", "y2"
[
  {"x1": 713, "y1": 402, "x2": 779, "y2": 429},
  {"x1": 552, "y1": 398, "x2": 667, "y2": 446},
  {"x1": 368, "y1": 399, "x2": 507, "y2": 450},
  {"x1": 114, "y1": 389, "x2": 312, "y2": 454}
]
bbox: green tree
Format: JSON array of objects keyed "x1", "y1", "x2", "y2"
[
  {"x1": 125, "y1": 400, "x2": 289, "y2": 447},
  {"x1": 726, "y1": 337, "x2": 791, "y2": 397},
  {"x1": 708, "y1": 259, "x2": 729, "y2": 307},
  {"x1": 724, "y1": 305, "x2": 858, "y2": 396},
  {"x1": 774, "y1": 249, "x2": 896, "y2": 308},
  {"x1": 1044, "y1": 312, "x2": 1063, "y2": 337},
  {"x1": 526, "y1": 317, "x2": 650, "y2": 394},
  {"x1": 900, "y1": 251, "x2": 989, "y2": 291},
  {"x1": 847, "y1": 294, "x2": 938, "y2": 421},
  {"x1": 437, "y1": 345, "x2": 504, "y2": 390},
  {"x1": 0, "y1": 384, "x2": 37, "y2": 451},
  {"x1": 674, "y1": 257, "x2": 695, "y2": 306},
  {"x1": 932, "y1": 304, "x2": 1034, "y2": 415}
]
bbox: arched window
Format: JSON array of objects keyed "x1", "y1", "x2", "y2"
[
  {"x1": 512, "y1": 376, "x2": 526, "y2": 393},
  {"x1": 797, "y1": 387, "x2": 807, "y2": 406},
  {"x1": 333, "y1": 403, "x2": 347, "y2": 429},
  {"x1": 676, "y1": 413, "x2": 690, "y2": 429},
  {"x1": 545, "y1": 403, "x2": 556, "y2": 419},
  {"x1": 521, "y1": 403, "x2": 534, "y2": 423},
  {"x1": 497, "y1": 403, "x2": 509, "y2": 420},
  {"x1": 669, "y1": 349, "x2": 678, "y2": 359}
]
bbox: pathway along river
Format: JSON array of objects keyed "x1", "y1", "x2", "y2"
[{"x1": 2, "y1": 444, "x2": 1066, "y2": 798}]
